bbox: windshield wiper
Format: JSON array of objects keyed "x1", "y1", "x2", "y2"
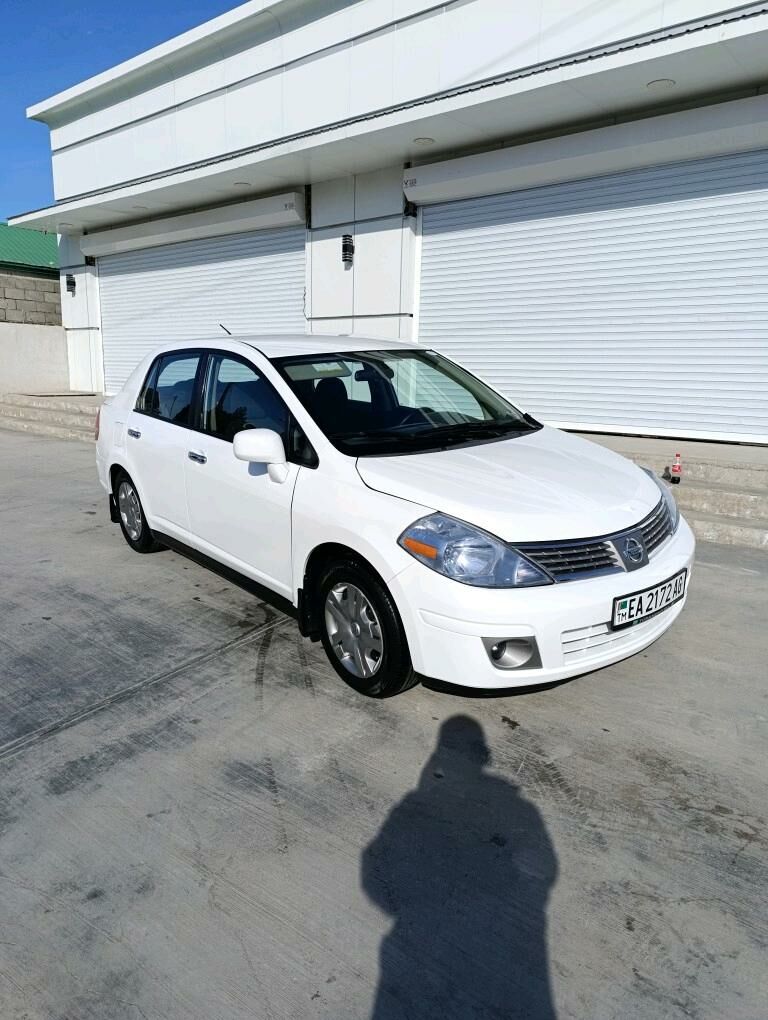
[
  {"x1": 420, "y1": 418, "x2": 532, "y2": 441},
  {"x1": 334, "y1": 417, "x2": 536, "y2": 447},
  {"x1": 334, "y1": 428, "x2": 420, "y2": 442}
]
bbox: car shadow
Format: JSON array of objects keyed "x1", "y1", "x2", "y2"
[
  {"x1": 420, "y1": 673, "x2": 574, "y2": 699},
  {"x1": 154, "y1": 531, "x2": 297, "y2": 620},
  {"x1": 362, "y1": 715, "x2": 559, "y2": 1019}
]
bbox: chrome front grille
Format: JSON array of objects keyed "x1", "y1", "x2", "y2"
[
  {"x1": 517, "y1": 498, "x2": 674, "y2": 583},
  {"x1": 515, "y1": 538, "x2": 621, "y2": 581},
  {"x1": 640, "y1": 497, "x2": 674, "y2": 554}
]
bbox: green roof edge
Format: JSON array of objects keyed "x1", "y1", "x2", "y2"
[{"x1": 0, "y1": 221, "x2": 59, "y2": 270}]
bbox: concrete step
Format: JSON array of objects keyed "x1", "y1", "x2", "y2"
[
  {"x1": 0, "y1": 402, "x2": 98, "y2": 432},
  {"x1": 0, "y1": 414, "x2": 94, "y2": 444},
  {"x1": 621, "y1": 451, "x2": 768, "y2": 493},
  {"x1": 582, "y1": 434, "x2": 768, "y2": 551},
  {"x1": 0, "y1": 393, "x2": 102, "y2": 418},
  {"x1": 676, "y1": 480, "x2": 768, "y2": 522},
  {"x1": 684, "y1": 510, "x2": 768, "y2": 552}
]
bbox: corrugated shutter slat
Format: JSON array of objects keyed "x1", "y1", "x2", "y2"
[
  {"x1": 99, "y1": 226, "x2": 306, "y2": 393},
  {"x1": 419, "y1": 150, "x2": 768, "y2": 442}
]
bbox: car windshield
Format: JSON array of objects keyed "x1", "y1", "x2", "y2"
[{"x1": 272, "y1": 349, "x2": 540, "y2": 456}]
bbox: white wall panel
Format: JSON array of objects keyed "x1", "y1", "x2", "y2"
[
  {"x1": 130, "y1": 80, "x2": 177, "y2": 121},
  {"x1": 440, "y1": 0, "x2": 542, "y2": 91},
  {"x1": 286, "y1": 44, "x2": 354, "y2": 136},
  {"x1": 173, "y1": 61, "x2": 228, "y2": 107},
  {"x1": 353, "y1": 315, "x2": 408, "y2": 339},
  {"x1": 174, "y1": 93, "x2": 227, "y2": 166},
  {"x1": 99, "y1": 225, "x2": 306, "y2": 392},
  {"x1": 312, "y1": 177, "x2": 356, "y2": 229},
  {"x1": 309, "y1": 223, "x2": 354, "y2": 319},
  {"x1": 45, "y1": 0, "x2": 760, "y2": 201},
  {"x1": 355, "y1": 166, "x2": 404, "y2": 220},
  {"x1": 226, "y1": 72, "x2": 283, "y2": 152},
  {"x1": 538, "y1": 0, "x2": 662, "y2": 63},
  {"x1": 348, "y1": 27, "x2": 395, "y2": 119},
  {"x1": 354, "y1": 217, "x2": 404, "y2": 316},
  {"x1": 311, "y1": 316, "x2": 353, "y2": 335},
  {"x1": 419, "y1": 149, "x2": 768, "y2": 442},
  {"x1": 392, "y1": 9, "x2": 441, "y2": 104}
]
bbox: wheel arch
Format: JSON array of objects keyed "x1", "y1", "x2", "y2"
[
  {"x1": 298, "y1": 542, "x2": 388, "y2": 640},
  {"x1": 109, "y1": 461, "x2": 128, "y2": 492},
  {"x1": 108, "y1": 461, "x2": 133, "y2": 522}
]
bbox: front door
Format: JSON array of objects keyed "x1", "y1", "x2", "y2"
[
  {"x1": 126, "y1": 349, "x2": 204, "y2": 536},
  {"x1": 184, "y1": 352, "x2": 298, "y2": 597}
]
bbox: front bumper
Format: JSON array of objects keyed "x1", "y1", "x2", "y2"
[{"x1": 390, "y1": 516, "x2": 696, "y2": 689}]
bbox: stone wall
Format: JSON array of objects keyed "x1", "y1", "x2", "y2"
[{"x1": 0, "y1": 267, "x2": 61, "y2": 326}]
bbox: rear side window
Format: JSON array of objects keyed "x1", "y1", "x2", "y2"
[{"x1": 136, "y1": 352, "x2": 201, "y2": 426}]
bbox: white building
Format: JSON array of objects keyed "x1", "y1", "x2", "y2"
[{"x1": 11, "y1": 0, "x2": 768, "y2": 443}]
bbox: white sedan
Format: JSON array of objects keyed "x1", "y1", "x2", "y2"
[{"x1": 96, "y1": 335, "x2": 695, "y2": 697}]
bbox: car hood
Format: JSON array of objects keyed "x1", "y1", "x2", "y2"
[{"x1": 355, "y1": 426, "x2": 660, "y2": 543}]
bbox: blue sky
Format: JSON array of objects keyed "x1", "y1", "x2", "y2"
[{"x1": 1, "y1": 0, "x2": 239, "y2": 221}]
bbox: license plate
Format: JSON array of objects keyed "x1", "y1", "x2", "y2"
[{"x1": 612, "y1": 568, "x2": 687, "y2": 630}]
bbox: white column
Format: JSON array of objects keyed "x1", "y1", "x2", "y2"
[
  {"x1": 307, "y1": 167, "x2": 416, "y2": 339},
  {"x1": 58, "y1": 234, "x2": 104, "y2": 393}
]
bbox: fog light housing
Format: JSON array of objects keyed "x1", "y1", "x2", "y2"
[{"x1": 483, "y1": 637, "x2": 541, "y2": 670}]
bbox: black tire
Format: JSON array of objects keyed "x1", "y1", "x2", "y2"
[
  {"x1": 113, "y1": 470, "x2": 163, "y2": 554},
  {"x1": 317, "y1": 557, "x2": 419, "y2": 698}
]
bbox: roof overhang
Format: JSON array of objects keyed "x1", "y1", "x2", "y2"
[
  {"x1": 0, "y1": 261, "x2": 58, "y2": 277},
  {"x1": 11, "y1": 9, "x2": 768, "y2": 236},
  {"x1": 26, "y1": 0, "x2": 312, "y2": 123}
]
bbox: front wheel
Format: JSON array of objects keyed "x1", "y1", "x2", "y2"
[
  {"x1": 317, "y1": 558, "x2": 419, "y2": 698},
  {"x1": 113, "y1": 471, "x2": 163, "y2": 554}
]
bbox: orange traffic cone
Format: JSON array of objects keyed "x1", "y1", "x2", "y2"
[{"x1": 670, "y1": 452, "x2": 682, "y2": 485}]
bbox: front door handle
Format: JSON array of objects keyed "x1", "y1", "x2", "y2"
[
  {"x1": 188, "y1": 450, "x2": 207, "y2": 464},
  {"x1": 127, "y1": 428, "x2": 141, "y2": 439}
]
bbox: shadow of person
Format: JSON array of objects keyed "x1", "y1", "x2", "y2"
[{"x1": 362, "y1": 715, "x2": 558, "y2": 1020}]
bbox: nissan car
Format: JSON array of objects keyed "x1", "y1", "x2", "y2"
[{"x1": 95, "y1": 335, "x2": 694, "y2": 697}]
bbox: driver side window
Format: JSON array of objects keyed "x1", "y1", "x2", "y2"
[{"x1": 202, "y1": 355, "x2": 289, "y2": 443}]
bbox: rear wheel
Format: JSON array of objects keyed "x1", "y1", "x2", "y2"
[
  {"x1": 113, "y1": 471, "x2": 163, "y2": 554},
  {"x1": 317, "y1": 558, "x2": 419, "y2": 698}
]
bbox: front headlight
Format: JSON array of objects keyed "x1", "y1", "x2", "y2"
[
  {"x1": 642, "y1": 467, "x2": 679, "y2": 530},
  {"x1": 398, "y1": 513, "x2": 552, "y2": 588}
]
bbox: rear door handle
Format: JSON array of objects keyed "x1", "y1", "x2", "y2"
[
  {"x1": 127, "y1": 428, "x2": 141, "y2": 439},
  {"x1": 188, "y1": 450, "x2": 207, "y2": 464}
]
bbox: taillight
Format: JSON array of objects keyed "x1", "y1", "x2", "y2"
[{"x1": 94, "y1": 407, "x2": 101, "y2": 441}]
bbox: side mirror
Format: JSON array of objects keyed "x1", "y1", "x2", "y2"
[{"x1": 233, "y1": 429, "x2": 289, "y2": 483}]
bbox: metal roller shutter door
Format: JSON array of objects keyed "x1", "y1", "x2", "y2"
[
  {"x1": 99, "y1": 225, "x2": 306, "y2": 393},
  {"x1": 418, "y1": 149, "x2": 768, "y2": 443}
]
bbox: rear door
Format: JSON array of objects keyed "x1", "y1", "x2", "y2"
[
  {"x1": 126, "y1": 350, "x2": 204, "y2": 536},
  {"x1": 183, "y1": 351, "x2": 300, "y2": 596}
]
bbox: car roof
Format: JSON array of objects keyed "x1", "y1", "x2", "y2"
[{"x1": 146, "y1": 334, "x2": 420, "y2": 359}]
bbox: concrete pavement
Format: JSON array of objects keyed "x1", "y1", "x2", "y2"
[{"x1": 0, "y1": 431, "x2": 766, "y2": 1019}]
